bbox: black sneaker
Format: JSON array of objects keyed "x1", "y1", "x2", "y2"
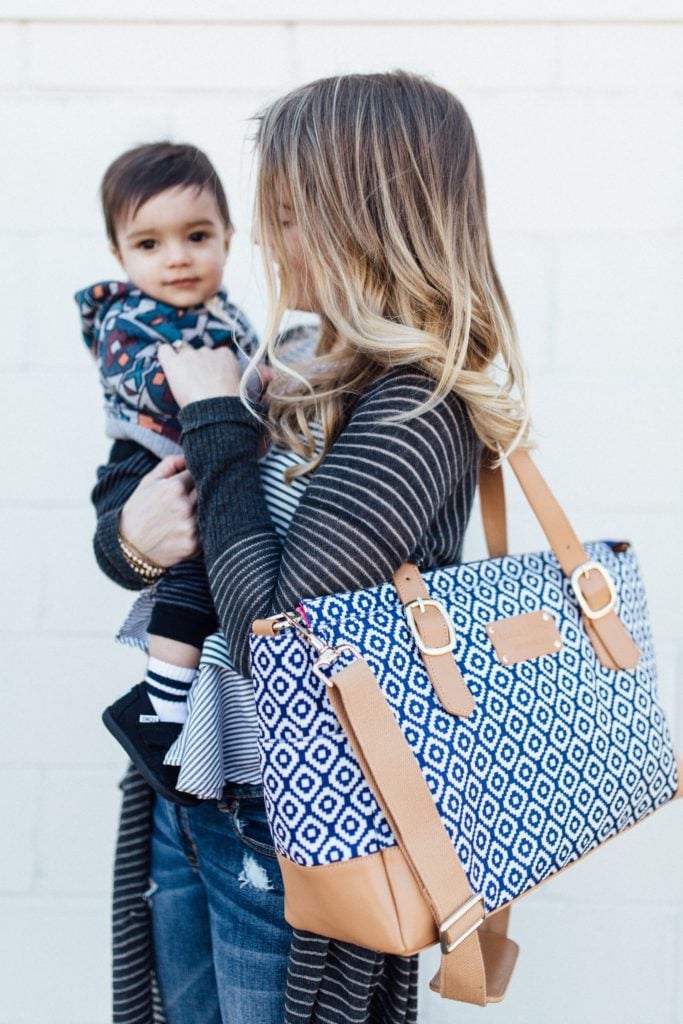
[{"x1": 102, "y1": 683, "x2": 200, "y2": 807}]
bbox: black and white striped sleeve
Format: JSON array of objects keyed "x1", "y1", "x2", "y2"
[{"x1": 180, "y1": 368, "x2": 475, "y2": 678}]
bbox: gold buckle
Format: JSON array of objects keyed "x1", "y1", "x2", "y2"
[
  {"x1": 404, "y1": 598, "x2": 456, "y2": 656},
  {"x1": 439, "y1": 894, "x2": 486, "y2": 954},
  {"x1": 570, "y1": 560, "x2": 617, "y2": 620}
]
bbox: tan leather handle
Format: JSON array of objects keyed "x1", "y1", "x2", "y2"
[
  {"x1": 479, "y1": 449, "x2": 601, "y2": 569},
  {"x1": 478, "y1": 458, "x2": 508, "y2": 559},
  {"x1": 473, "y1": 450, "x2": 639, "y2": 671}
]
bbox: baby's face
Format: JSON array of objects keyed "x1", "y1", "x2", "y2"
[{"x1": 114, "y1": 186, "x2": 231, "y2": 307}]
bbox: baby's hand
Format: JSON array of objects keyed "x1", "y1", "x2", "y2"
[{"x1": 158, "y1": 342, "x2": 242, "y2": 408}]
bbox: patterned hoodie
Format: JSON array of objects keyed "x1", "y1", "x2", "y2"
[{"x1": 75, "y1": 280, "x2": 258, "y2": 458}]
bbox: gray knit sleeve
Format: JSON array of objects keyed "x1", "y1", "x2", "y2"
[
  {"x1": 180, "y1": 369, "x2": 477, "y2": 677},
  {"x1": 91, "y1": 442, "x2": 160, "y2": 589}
]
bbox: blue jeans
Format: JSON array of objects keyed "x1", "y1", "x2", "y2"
[{"x1": 149, "y1": 785, "x2": 293, "y2": 1024}]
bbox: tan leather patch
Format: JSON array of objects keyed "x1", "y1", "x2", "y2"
[{"x1": 485, "y1": 610, "x2": 562, "y2": 666}]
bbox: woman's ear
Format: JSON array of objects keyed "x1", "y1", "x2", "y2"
[
  {"x1": 110, "y1": 243, "x2": 124, "y2": 270},
  {"x1": 223, "y1": 227, "x2": 234, "y2": 258}
]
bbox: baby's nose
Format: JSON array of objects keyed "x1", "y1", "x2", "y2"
[{"x1": 167, "y1": 244, "x2": 191, "y2": 265}]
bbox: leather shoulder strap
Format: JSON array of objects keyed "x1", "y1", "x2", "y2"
[{"x1": 327, "y1": 656, "x2": 518, "y2": 1004}]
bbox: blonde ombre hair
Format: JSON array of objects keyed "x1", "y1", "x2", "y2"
[{"x1": 249, "y1": 71, "x2": 530, "y2": 476}]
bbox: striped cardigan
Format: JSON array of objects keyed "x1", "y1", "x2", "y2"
[
  {"x1": 180, "y1": 368, "x2": 480, "y2": 679},
  {"x1": 93, "y1": 366, "x2": 481, "y2": 1024}
]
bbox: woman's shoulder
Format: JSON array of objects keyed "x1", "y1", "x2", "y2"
[
  {"x1": 356, "y1": 364, "x2": 474, "y2": 435},
  {"x1": 327, "y1": 364, "x2": 482, "y2": 483},
  {"x1": 316, "y1": 364, "x2": 481, "y2": 506}
]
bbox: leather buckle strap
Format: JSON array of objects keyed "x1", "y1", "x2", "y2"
[
  {"x1": 440, "y1": 894, "x2": 486, "y2": 953},
  {"x1": 393, "y1": 564, "x2": 475, "y2": 718},
  {"x1": 570, "y1": 561, "x2": 617, "y2": 620},
  {"x1": 405, "y1": 598, "x2": 456, "y2": 656}
]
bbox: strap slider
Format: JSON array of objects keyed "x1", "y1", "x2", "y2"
[
  {"x1": 404, "y1": 598, "x2": 456, "y2": 656},
  {"x1": 439, "y1": 893, "x2": 486, "y2": 954},
  {"x1": 570, "y1": 561, "x2": 617, "y2": 620}
]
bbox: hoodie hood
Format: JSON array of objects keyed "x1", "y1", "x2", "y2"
[{"x1": 74, "y1": 280, "x2": 131, "y2": 356}]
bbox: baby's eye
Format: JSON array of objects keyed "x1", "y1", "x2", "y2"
[
  {"x1": 137, "y1": 239, "x2": 157, "y2": 250},
  {"x1": 189, "y1": 231, "x2": 209, "y2": 242}
]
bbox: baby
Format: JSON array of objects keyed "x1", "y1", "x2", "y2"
[{"x1": 76, "y1": 142, "x2": 257, "y2": 806}]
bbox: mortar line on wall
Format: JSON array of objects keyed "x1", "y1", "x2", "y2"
[
  {"x1": 0, "y1": 891, "x2": 112, "y2": 905},
  {"x1": 2, "y1": 17, "x2": 683, "y2": 27},
  {"x1": 3, "y1": 85, "x2": 682, "y2": 103}
]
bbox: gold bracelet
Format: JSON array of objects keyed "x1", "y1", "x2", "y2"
[{"x1": 118, "y1": 531, "x2": 166, "y2": 585}]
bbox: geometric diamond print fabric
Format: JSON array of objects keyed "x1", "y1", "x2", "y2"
[{"x1": 250, "y1": 541, "x2": 678, "y2": 916}]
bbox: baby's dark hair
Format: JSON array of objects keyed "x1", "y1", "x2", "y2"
[{"x1": 101, "y1": 141, "x2": 232, "y2": 246}]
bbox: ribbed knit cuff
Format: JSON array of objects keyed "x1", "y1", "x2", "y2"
[{"x1": 179, "y1": 396, "x2": 260, "y2": 434}]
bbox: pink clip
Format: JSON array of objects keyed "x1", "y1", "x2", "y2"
[{"x1": 297, "y1": 603, "x2": 312, "y2": 627}]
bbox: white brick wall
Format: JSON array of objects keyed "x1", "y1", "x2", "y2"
[
  {"x1": 27, "y1": 23, "x2": 294, "y2": 91},
  {"x1": 1, "y1": 7, "x2": 681, "y2": 1023}
]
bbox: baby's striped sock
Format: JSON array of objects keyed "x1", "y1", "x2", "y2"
[{"x1": 145, "y1": 657, "x2": 197, "y2": 724}]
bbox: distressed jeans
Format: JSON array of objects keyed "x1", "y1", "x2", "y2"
[{"x1": 149, "y1": 784, "x2": 293, "y2": 1024}]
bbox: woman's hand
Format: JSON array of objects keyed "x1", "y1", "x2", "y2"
[
  {"x1": 158, "y1": 343, "x2": 242, "y2": 409},
  {"x1": 119, "y1": 454, "x2": 200, "y2": 568}
]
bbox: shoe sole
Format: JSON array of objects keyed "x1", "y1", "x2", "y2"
[{"x1": 102, "y1": 707, "x2": 200, "y2": 808}]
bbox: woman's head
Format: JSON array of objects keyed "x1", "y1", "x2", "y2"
[{"x1": 253, "y1": 71, "x2": 529, "y2": 470}]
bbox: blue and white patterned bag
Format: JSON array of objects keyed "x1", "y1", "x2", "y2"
[{"x1": 250, "y1": 451, "x2": 680, "y2": 1005}]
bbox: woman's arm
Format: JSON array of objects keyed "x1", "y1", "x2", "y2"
[
  {"x1": 179, "y1": 368, "x2": 477, "y2": 676},
  {"x1": 92, "y1": 441, "x2": 162, "y2": 589},
  {"x1": 92, "y1": 441, "x2": 200, "y2": 588}
]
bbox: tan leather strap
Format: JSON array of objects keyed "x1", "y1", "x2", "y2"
[
  {"x1": 478, "y1": 459, "x2": 508, "y2": 558},
  {"x1": 506, "y1": 451, "x2": 639, "y2": 669},
  {"x1": 326, "y1": 656, "x2": 518, "y2": 1004},
  {"x1": 504, "y1": 450, "x2": 596, "y2": 576},
  {"x1": 476, "y1": 451, "x2": 639, "y2": 671},
  {"x1": 430, "y1": 929, "x2": 519, "y2": 1004},
  {"x1": 392, "y1": 565, "x2": 475, "y2": 717},
  {"x1": 482, "y1": 904, "x2": 511, "y2": 937}
]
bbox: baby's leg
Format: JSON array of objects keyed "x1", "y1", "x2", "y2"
[
  {"x1": 102, "y1": 559, "x2": 216, "y2": 805},
  {"x1": 102, "y1": 634, "x2": 204, "y2": 808},
  {"x1": 145, "y1": 635, "x2": 201, "y2": 724}
]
